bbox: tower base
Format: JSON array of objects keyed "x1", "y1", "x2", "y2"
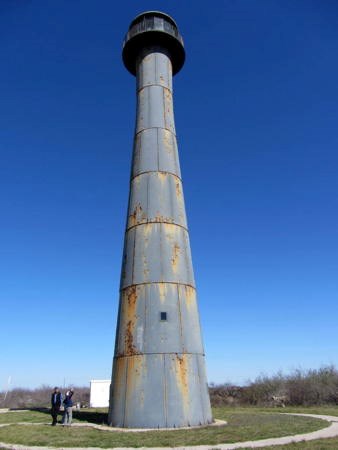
[{"x1": 108, "y1": 353, "x2": 213, "y2": 428}]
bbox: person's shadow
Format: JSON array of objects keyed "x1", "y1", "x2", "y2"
[
  {"x1": 72, "y1": 410, "x2": 107, "y2": 425},
  {"x1": 28, "y1": 407, "x2": 108, "y2": 425}
]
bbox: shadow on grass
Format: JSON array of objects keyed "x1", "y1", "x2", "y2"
[
  {"x1": 72, "y1": 410, "x2": 108, "y2": 425},
  {"x1": 7, "y1": 407, "x2": 49, "y2": 411},
  {"x1": 24, "y1": 407, "x2": 108, "y2": 425}
]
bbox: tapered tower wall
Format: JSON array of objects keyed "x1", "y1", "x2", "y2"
[{"x1": 108, "y1": 12, "x2": 212, "y2": 428}]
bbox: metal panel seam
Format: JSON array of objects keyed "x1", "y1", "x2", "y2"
[
  {"x1": 135, "y1": 126, "x2": 177, "y2": 137},
  {"x1": 130, "y1": 170, "x2": 182, "y2": 182},
  {"x1": 119, "y1": 281, "x2": 196, "y2": 291},
  {"x1": 126, "y1": 221, "x2": 188, "y2": 233}
]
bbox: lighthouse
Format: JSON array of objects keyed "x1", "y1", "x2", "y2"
[{"x1": 108, "y1": 11, "x2": 212, "y2": 428}]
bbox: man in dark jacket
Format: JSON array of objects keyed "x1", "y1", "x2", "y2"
[{"x1": 50, "y1": 387, "x2": 62, "y2": 425}]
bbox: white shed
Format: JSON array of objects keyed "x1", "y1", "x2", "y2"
[{"x1": 89, "y1": 380, "x2": 111, "y2": 408}]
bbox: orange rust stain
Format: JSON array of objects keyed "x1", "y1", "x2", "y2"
[
  {"x1": 163, "y1": 130, "x2": 173, "y2": 153},
  {"x1": 171, "y1": 242, "x2": 180, "y2": 273},
  {"x1": 143, "y1": 223, "x2": 153, "y2": 237},
  {"x1": 164, "y1": 89, "x2": 173, "y2": 126},
  {"x1": 158, "y1": 283, "x2": 167, "y2": 303},
  {"x1": 129, "y1": 203, "x2": 145, "y2": 227},
  {"x1": 163, "y1": 222, "x2": 176, "y2": 239},
  {"x1": 177, "y1": 355, "x2": 188, "y2": 388},
  {"x1": 123, "y1": 286, "x2": 139, "y2": 356},
  {"x1": 175, "y1": 354, "x2": 189, "y2": 414},
  {"x1": 185, "y1": 285, "x2": 196, "y2": 309},
  {"x1": 129, "y1": 211, "x2": 136, "y2": 227},
  {"x1": 127, "y1": 354, "x2": 142, "y2": 370},
  {"x1": 113, "y1": 357, "x2": 127, "y2": 387},
  {"x1": 175, "y1": 181, "x2": 182, "y2": 198},
  {"x1": 164, "y1": 89, "x2": 171, "y2": 101},
  {"x1": 154, "y1": 213, "x2": 164, "y2": 222},
  {"x1": 142, "y1": 253, "x2": 149, "y2": 279},
  {"x1": 158, "y1": 172, "x2": 167, "y2": 183},
  {"x1": 125, "y1": 320, "x2": 137, "y2": 355},
  {"x1": 125, "y1": 355, "x2": 144, "y2": 407},
  {"x1": 166, "y1": 100, "x2": 171, "y2": 114},
  {"x1": 142, "y1": 224, "x2": 152, "y2": 250},
  {"x1": 154, "y1": 213, "x2": 174, "y2": 223},
  {"x1": 127, "y1": 286, "x2": 137, "y2": 310}
]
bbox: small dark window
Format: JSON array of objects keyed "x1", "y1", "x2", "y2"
[{"x1": 160, "y1": 312, "x2": 167, "y2": 321}]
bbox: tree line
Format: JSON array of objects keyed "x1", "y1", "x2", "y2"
[
  {"x1": 1, "y1": 366, "x2": 338, "y2": 409},
  {"x1": 0, "y1": 385, "x2": 90, "y2": 409},
  {"x1": 209, "y1": 365, "x2": 338, "y2": 407}
]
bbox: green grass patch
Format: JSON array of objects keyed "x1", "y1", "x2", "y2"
[
  {"x1": 0, "y1": 408, "x2": 327, "y2": 448},
  {"x1": 260, "y1": 405, "x2": 338, "y2": 417},
  {"x1": 213, "y1": 405, "x2": 338, "y2": 417},
  {"x1": 0, "y1": 410, "x2": 51, "y2": 424},
  {"x1": 0, "y1": 408, "x2": 107, "y2": 425},
  {"x1": 248, "y1": 436, "x2": 338, "y2": 449}
]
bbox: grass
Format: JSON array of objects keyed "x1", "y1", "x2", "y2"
[
  {"x1": 247, "y1": 437, "x2": 338, "y2": 449},
  {"x1": 249, "y1": 405, "x2": 338, "y2": 417},
  {"x1": 0, "y1": 409, "x2": 54, "y2": 424},
  {"x1": 0, "y1": 407, "x2": 327, "y2": 448},
  {"x1": 0, "y1": 408, "x2": 107, "y2": 425}
]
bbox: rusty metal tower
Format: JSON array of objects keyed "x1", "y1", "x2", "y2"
[{"x1": 108, "y1": 11, "x2": 212, "y2": 428}]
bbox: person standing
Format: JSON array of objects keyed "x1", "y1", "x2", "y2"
[
  {"x1": 62, "y1": 389, "x2": 74, "y2": 426},
  {"x1": 50, "y1": 387, "x2": 62, "y2": 426}
]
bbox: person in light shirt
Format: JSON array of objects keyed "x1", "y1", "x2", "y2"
[{"x1": 62, "y1": 389, "x2": 74, "y2": 426}]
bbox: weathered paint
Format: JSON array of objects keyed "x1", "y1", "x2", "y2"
[
  {"x1": 108, "y1": 11, "x2": 212, "y2": 428},
  {"x1": 127, "y1": 172, "x2": 187, "y2": 230}
]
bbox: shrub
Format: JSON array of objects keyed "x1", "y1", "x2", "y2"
[
  {"x1": 209, "y1": 365, "x2": 338, "y2": 407},
  {"x1": 0, "y1": 385, "x2": 90, "y2": 409}
]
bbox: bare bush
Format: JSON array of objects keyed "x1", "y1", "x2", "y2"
[
  {"x1": 209, "y1": 383, "x2": 244, "y2": 406},
  {"x1": 209, "y1": 365, "x2": 338, "y2": 407},
  {"x1": 2, "y1": 366, "x2": 338, "y2": 409},
  {"x1": 286, "y1": 366, "x2": 338, "y2": 405},
  {"x1": 0, "y1": 385, "x2": 90, "y2": 409}
]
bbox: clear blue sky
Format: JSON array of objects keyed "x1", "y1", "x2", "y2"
[{"x1": 1, "y1": 0, "x2": 337, "y2": 390}]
